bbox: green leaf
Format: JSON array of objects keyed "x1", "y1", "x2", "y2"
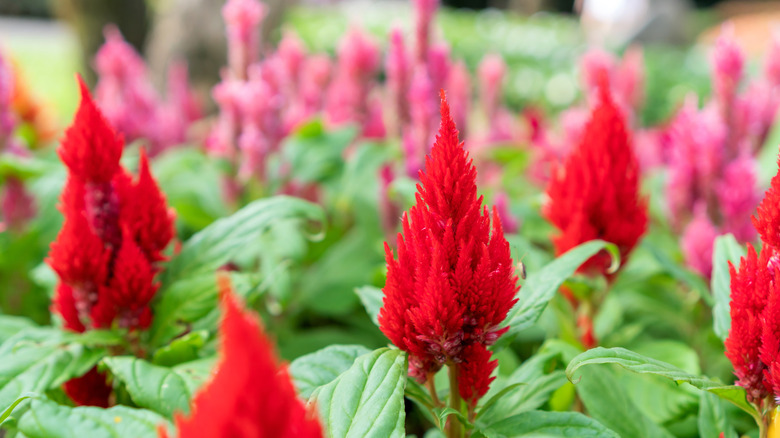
[
  {"x1": 355, "y1": 286, "x2": 382, "y2": 327},
  {"x1": 0, "y1": 328, "x2": 106, "y2": 410},
  {"x1": 711, "y1": 234, "x2": 746, "y2": 343},
  {"x1": 102, "y1": 356, "x2": 214, "y2": 419},
  {"x1": 573, "y1": 365, "x2": 674, "y2": 438},
  {"x1": 282, "y1": 123, "x2": 357, "y2": 183},
  {"x1": 17, "y1": 397, "x2": 171, "y2": 438},
  {"x1": 149, "y1": 273, "x2": 260, "y2": 348},
  {"x1": 480, "y1": 411, "x2": 619, "y2": 438},
  {"x1": 289, "y1": 344, "x2": 372, "y2": 399},
  {"x1": 1, "y1": 393, "x2": 34, "y2": 424},
  {"x1": 0, "y1": 316, "x2": 36, "y2": 345},
  {"x1": 159, "y1": 195, "x2": 325, "y2": 287},
  {"x1": 699, "y1": 391, "x2": 737, "y2": 438},
  {"x1": 566, "y1": 347, "x2": 759, "y2": 418},
  {"x1": 497, "y1": 240, "x2": 620, "y2": 347},
  {"x1": 477, "y1": 351, "x2": 567, "y2": 426},
  {"x1": 310, "y1": 348, "x2": 407, "y2": 438},
  {"x1": 151, "y1": 331, "x2": 209, "y2": 367}
]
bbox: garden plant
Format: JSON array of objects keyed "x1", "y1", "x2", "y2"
[{"x1": 2, "y1": 0, "x2": 780, "y2": 437}]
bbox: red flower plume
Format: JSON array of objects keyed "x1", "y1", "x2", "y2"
[
  {"x1": 753, "y1": 155, "x2": 780, "y2": 248},
  {"x1": 378, "y1": 90, "x2": 518, "y2": 397},
  {"x1": 725, "y1": 244, "x2": 776, "y2": 402},
  {"x1": 48, "y1": 76, "x2": 175, "y2": 407},
  {"x1": 457, "y1": 343, "x2": 497, "y2": 408},
  {"x1": 160, "y1": 275, "x2": 323, "y2": 438},
  {"x1": 544, "y1": 84, "x2": 647, "y2": 277}
]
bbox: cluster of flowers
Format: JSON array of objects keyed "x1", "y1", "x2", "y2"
[
  {"x1": 379, "y1": 92, "x2": 519, "y2": 409},
  {"x1": 672, "y1": 26, "x2": 780, "y2": 278},
  {"x1": 0, "y1": 50, "x2": 54, "y2": 233},
  {"x1": 93, "y1": 26, "x2": 202, "y2": 156},
  {"x1": 725, "y1": 152, "x2": 780, "y2": 412},
  {"x1": 46, "y1": 78, "x2": 175, "y2": 406},
  {"x1": 543, "y1": 81, "x2": 647, "y2": 346},
  {"x1": 527, "y1": 46, "x2": 647, "y2": 182}
]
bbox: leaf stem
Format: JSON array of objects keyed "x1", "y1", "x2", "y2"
[{"x1": 447, "y1": 364, "x2": 462, "y2": 438}]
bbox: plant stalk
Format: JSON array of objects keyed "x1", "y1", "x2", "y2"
[{"x1": 447, "y1": 364, "x2": 462, "y2": 438}]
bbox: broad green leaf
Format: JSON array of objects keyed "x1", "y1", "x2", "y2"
[
  {"x1": 311, "y1": 348, "x2": 407, "y2": 438},
  {"x1": 573, "y1": 365, "x2": 674, "y2": 438},
  {"x1": 102, "y1": 357, "x2": 215, "y2": 418},
  {"x1": 355, "y1": 286, "x2": 382, "y2": 326},
  {"x1": 289, "y1": 344, "x2": 372, "y2": 399},
  {"x1": 711, "y1": 234, "x2": 746, "y2": 343},
  {"x1": 0, "y1": 316, "x2": 36, "y2": 345},
  {"x1": 17, "y1": 397, "x2": 171, "y2": 438},
  {"x1": 497, "y1": 240, "x2": 620, "y2": 347},
  {"x1": 566, "y1": 347, "x2": 758, "y2": 418},
  {"x1": 159, "y1": 195, "x2": 325, "y2": 287},
  {"x1": 149, "y1": 273, "x2": 260, "y2": 347},
  {"x1": 151, "y1": 331, "x2": 209, "y2": 367},
  {"x1": 480, "y1": 411, "x2": 619, "y2": 438},
  {"x1": 699, "y1": 391, "x2": 737, "y2": 438},
  {"x1": 0, "y1": 328, "x2": 105, "y2": 410},
  {"x1": 282, "y1": 122, "x2": 357, "y2": 183},
  {"x1": 477, "y1": 350, "x2": 567, "y2": 426}
]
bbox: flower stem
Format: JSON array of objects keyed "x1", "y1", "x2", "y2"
[
  {"x1": 447, "y1": 364, "x2": 462, "y2": 438},
  {"x1": 426, "y1": 375, "x2": 442, "y2": 407}
]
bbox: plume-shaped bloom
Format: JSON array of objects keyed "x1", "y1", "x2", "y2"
[
  {"x1": 0, "y1": 49, "x2": 17, "y2": 152},
  {"x1": 753, "y1": 155, "x2": 780, "y2": 248},
  {"x1": 712, "y1": 23, "x2": 744, "y2": 109},
  {"x1": 457, "y1": 343, "x2": 497, "y2": 408},
  {"x1": 544, "y1": 84, "x2": 647, "y2": 277},
  {"x1": 94, "y1": 27, "x2": 200, "y2": 155},
  {"x1": 387, "y1": 28, "x2": 411, "y2": 131},
  {"x1": 414, "y1": 0, "x2": 438, "y2": 62},
  {"x1": 160, "y1": 275, "x2": 323, "y2": 438},
  {"x1": 681, "y1": 205, "x2": 719, "y2": 278},
  {"x1": 725, "y1": 244, "x2": 775, "y2": 403},
  {"x1": 222, "y1": 0, "x2": 266, "y2": 80},
  {"x1": 48, "y1": 77, "x2": 174, "y2": 406},
  {"x1": 379, "y1": 91, "x2": 518, "y2": 393}
]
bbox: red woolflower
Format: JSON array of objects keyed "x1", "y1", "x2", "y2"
[
  {"x1": 754, "y1": 156, "x2": 780, "y2": 248},
  {"x1": 47, "y1": 77, "x2": 175, "y2": 408},
  {"x1": 543, "y1": 84, "x2": 647, "y2": 277},
  {"x1": 47, "y1": 77, "x2": 174, "y2": 333},
  {"x1": 378, "y1": 91, "x2": 519, "y2": 388},
  {"x1": 725, "y1": 244, "x2": 776, "y2": 403},
  {"x1": 160, "y1": 275, "x2": 323, "y2": 438}
]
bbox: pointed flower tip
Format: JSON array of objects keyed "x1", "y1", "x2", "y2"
[{"x1": 216, "y1": 272, "x2": 233, "y2": 303}]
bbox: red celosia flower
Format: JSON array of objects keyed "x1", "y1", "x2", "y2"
[
  {"x1": 62, "y1": 368, "x2": 112, "y2": 408},
  {"x1": 160, "y1": 275, "x2": 323, "y2": 438},
  {"x1": 753, "y1": 156, "x2": 780, "y2": 248},
  {"x1": 48, "y1": 77, "x2": 175, "y2": 407},
  {"x1": 725, "y1": 244, "x2": 775, "y2": 402},
  {"x1": 378, "y1": 91, "x2": 518, "y2": 390},
  {"x1": 457, "y1": 343, "x2": 497, "y2": 408},
  {"x1": 544, "y1": 82, "x2": 647, "y2": 277}
]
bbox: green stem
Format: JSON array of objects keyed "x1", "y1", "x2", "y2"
[
  {"x1": 447, "y1": 364, "x2": 462, "y2": 438},
  {"x1": 426, "y1": 375, "x2": 442, "y2": 408}
]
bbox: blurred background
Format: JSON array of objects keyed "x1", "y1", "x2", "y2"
[{"x1": 1, "y1": 0, "x2": 778, "y2": 127}]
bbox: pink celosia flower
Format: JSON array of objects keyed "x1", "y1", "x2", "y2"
[
  {"x1": 446, "y1": 61, "x2": 471, "y2": 137},
  {"x1": 717, "y1": 154, "x2": 759, "y2": 242},
  {"x1": 0, "y1": 176, "x2": 36, "y2": 233},
  {"x1": 414, "y1": 0, "x2": 438, "y2": 62},
  {"x1": 711, "y1": 23, "x2": 745, "y2": 110},
  {"x1": 222, "y1": 0, "x2": 266, "y2": 80},
  {"x1": 680, "y1": 205, "x2": 719, "y2": 278},
  {"x1": 387, "y1": 28, "x2": 411, "y2": 131},
  {"x1": 95, "y1": 27, "x2": 200, "y2": 155},
  {"x1": 0, "y1": 50, "x2": 17, "y2": 152},
  {"x1": 325, "y1": 27, "x2": 381, "y2": 137},
  {"x1": 493, "y1": 192, "x2": 518, "y2": 234},
  {"x1": 426, "y1": 43, "x2": 451, "y2": 94}
]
